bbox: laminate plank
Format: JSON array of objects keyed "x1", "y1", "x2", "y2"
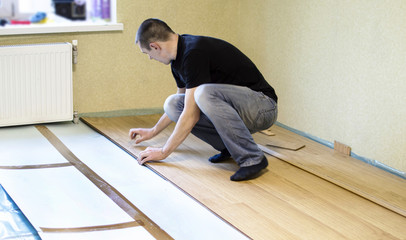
[
  {"x1": 265, "y1": 138, "x2": 305, "y2": 151},
  {"x1": 253, "y1": 127, "x2": 406, "y2": 217},
  {"x1": 82, "y1": 115, "x2": 406, "y2": 240},
  {"x1": 334, "y1": 140, "x2": 351, "y2": 155},
  {"x1": 264, "y1": 159, "x2": 406, "y2": 239}
]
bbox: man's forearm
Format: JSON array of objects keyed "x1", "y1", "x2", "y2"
[
  {"x1": 161, "y1": 87, "x2": 200, "y2": 156},
  {"x1": 152, "y1": 113, "x2": 173, "y2": 137},
  {"x1": 162, "y1": 109, "x2": 199, "y2": 155}
]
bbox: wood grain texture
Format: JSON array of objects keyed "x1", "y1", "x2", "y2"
[
  {"x1": 254, "y1": 128, "x2": 406, "y2": 218},
  {"x1": 260, "y1": 129, "x2": 276, "y2": 136},
  {"x1": 265, "y1": 137, "x2": 305, "y2": 151},
  {"x1": 82, "y1": 115, "x2": 406, "y2": 240},
  {"x1": 334, "y1": 140, "x2": 352, "y2": 156}
]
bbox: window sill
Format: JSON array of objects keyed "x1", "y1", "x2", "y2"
[{"x1": 0, "y1": 22, "x2": 124, "y2": 36}]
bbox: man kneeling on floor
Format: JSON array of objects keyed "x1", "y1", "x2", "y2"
[{"x1": 129, "y1": 18, "x2": 278, "y2": 181}]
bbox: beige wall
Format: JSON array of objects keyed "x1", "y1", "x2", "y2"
[
  {"x1": 0, "y1": 0, "x2": 240, "y2": 114},
  {"x1": 1, "y1": 0, "x2": 404, "y2": 174},
  {"x1": 237, "y1": 0, "x2": 406, "y2": 174}
]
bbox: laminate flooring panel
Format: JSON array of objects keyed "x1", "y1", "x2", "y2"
[
  {"x1": 253, "y1": 126, "x2": 406, "y2": 217},
  {"x1": 82, "y1": 115, "x2": 406, "y2": 240}
]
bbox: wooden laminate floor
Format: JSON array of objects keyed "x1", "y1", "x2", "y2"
[{"x1": 82, "y1": 114, "x2": 406, "y2": 240}]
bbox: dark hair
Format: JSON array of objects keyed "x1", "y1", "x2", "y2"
[{"x1": 136, "y1": 18, "x2": 175, "y2": 50}]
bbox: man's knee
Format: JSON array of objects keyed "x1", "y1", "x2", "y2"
[
  {"x1": 164, "y1": 94, "x2": 184, "y2": 122},
  {"x1": 194, "y1": 84, "x2": 216, "y2": 110}
]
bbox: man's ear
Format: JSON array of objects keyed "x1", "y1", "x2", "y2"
[{"x1": 149, "y1": 42, "x2": 160, "y2": 51}]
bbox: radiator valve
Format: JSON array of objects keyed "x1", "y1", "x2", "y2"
[
  {"x1": 72, "y1": 40, "x2": 78, "y2": 64},
  {"x1": 73, "y1": 111, "x2": 79, "y2": 124}
]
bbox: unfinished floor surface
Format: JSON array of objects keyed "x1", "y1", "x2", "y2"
[
  {"x1": 82, "y1": 114, "x2": 406, "y2": 240},
  {"x1": 0, "y1": 122, "x2": 248, "y2": 240}
]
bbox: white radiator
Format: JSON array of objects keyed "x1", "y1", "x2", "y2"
[{"x1": 0, "y1": 43, "x2": 73, "y2": 127}]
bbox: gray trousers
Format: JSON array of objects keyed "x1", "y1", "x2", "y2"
[{"x1": 164, "y1": 84, "x2": 278, "y2": 167}]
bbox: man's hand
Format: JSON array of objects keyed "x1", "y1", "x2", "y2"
[
  {"x1": 129, "y1": 128, "x2": 154, "y2": 144},
  {"x1": 137, "y1": 147, "x2": 168, "y2": 165}
]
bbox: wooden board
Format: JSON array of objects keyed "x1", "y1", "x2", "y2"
[
  {"x1": 334, "y1": 140, "x2": 352, "y2": 155},
  {"x1": 265, "y1": 138, "x2": 305, "y2": 151},
  {"x1": 82, "y1": 115, "x2": 406, "y2": 240},
  {"x1": 253, "y1": 128, "x2": 406, "y2": 218},
  {"x1": 259, "y1": 129, "x2": 276, "y2": 136}
]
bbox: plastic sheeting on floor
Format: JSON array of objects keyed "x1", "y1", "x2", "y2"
[
  {"x1": 0, "y1": 184, "x2": 40, "y2": 240},
  {"x1": 0, "y1": 122, "x2": 248, "y2": 240}
]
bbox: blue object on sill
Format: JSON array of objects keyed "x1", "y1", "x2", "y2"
[{"x1": 30, "y1": 12, "x2": 47, "y2": 23}]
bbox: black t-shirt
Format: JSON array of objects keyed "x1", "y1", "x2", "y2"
[{"x1": 171, "y1": 34, "x2": 277, "y2": 103}]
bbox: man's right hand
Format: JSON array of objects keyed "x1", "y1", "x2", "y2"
[{"x1": 129, "y1": 128, "x2": 155, "y2": 144}]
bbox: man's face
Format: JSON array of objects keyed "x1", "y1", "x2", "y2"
[{"x1": 138, "y1": 42, "x2": 171, "y2": 65}]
